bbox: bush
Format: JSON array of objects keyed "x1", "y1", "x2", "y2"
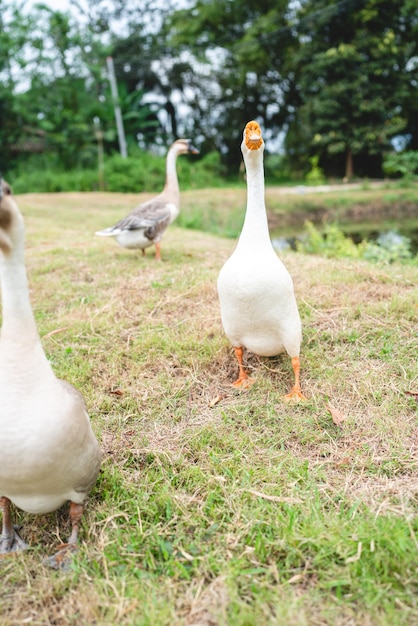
[
  {"x1": 305, "y1": 155, "x2": 327, "y2": 186},
  {"x1": 103, "y1": 152, "x2": 164, "y2": 192},
  {"x1": 11, "y1": 167, "x2": 99, "y2": 193},
  {"x1": 297, "y1": 221, "x2": 361, "y2": 258},
  {"x1": 297, "y1": 221, "x2": 415, "y2": 264},
  {"x1": 361, "y1": 232, "x2": 414, "y2": 264},
  {"x1": 382, "y1": 151, "x2": 418, "y2": 182},
  {"x1": 9, "y1": 148, "x2": 230, "y2": 193},
  {"x1": 264, "y1": 154, "x2": 298, "y2": 184}
]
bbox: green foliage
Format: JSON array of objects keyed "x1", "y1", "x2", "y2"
[
  {"x1": 103, "y1": 150, "x2": 229, "y2": 193},
  {"x1": 284, "y1": 0, "x2": 417, "y2": 178},
  {"x1": 176, "y1": 151, "x2": 228, "y2": 189},
  {"x1": 383, "y1": 150, "x2": 418, "y2": 181},
  {"x1": 298, "y1": 221, "x2": 362, "y2": 258},
  {"x1": 11, "y1": 167, "x2": 99, "y2": 193},
  {"x1": 362, "y1": 232, "x2": 415, "y2": 264},
  {"x1": 9, "y1": 149, "x2": 228, "y2": 193},
  {"x1": 3, "y1": 193, "x2": 418, "y2": 624},
  {"x1": 1, "y1": 0, "x2": 418, "y2": 178},
  {"x1": 102, "y1": 84, "x2": 162, "y2": 152},
  {"x1": 298, "y1": 221, "x2": 416, "y2": 265},
  {"x1": 305, "y1": 155, "x2": 327, "y2": 185},
  {"x1": 264, "y1": 153, "x2": 299, "y2": 183},
  {"x1": 103, "y1": 151, "x2": 165, "y2": 193},
  {"x1": 166, "y1": 0, "x2": 294, "y2": 175}
]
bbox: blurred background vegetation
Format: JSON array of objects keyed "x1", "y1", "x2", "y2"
[{"x1": 1, "y1": 0, "x2": 417, "y2": 192}]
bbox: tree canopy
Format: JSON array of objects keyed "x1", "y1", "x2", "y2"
[{"x1": 1, "y1": 0, "x2": 417, "y2": 179}]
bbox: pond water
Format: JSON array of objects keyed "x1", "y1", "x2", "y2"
[
  {"x1": 349, "y1": 226, "x2": 418, "y2": 254},
  {"x1": 272, "y1": 223, "x2": 418, "y2": 255}
]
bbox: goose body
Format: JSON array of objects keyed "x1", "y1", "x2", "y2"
[
  {"x1": 217, "y1": 121, "x2": 306, "y2": 401},
  {"x1": 0, "y1": 177, "x2": 101, "y2": 566},
  {"x1": 95, "y1": 138, "x2": 199, "y2": 260}
]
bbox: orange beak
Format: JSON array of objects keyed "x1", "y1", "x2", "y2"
[{"x1": 245, "y1": 120, "x2": 263, "y2": 150}]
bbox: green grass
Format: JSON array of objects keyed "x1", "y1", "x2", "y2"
[
  {"x1": 177, "y1": 182, "x2": 418, "y2": 242},
  {"x1": 1, "y1": 189, "x2": 418, "y2": 625}
]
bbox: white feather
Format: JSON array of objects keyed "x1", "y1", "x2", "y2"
[{"x1": 217, "y1": 121, "x2": 305, "y2": 400}]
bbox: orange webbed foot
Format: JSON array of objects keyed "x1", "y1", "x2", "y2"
[
  {"x1": 232, "y1": 376, "x2": 255, "y2": 389},
  {"x1": 284, "y1": 356, "x2": 307, "y2": 403},
  {"x1": 231, "y1": 347, "x2": 255, "y2": 388},
  {"x1": 283, "y1": 387, "x2": 308, "y2": 404}
]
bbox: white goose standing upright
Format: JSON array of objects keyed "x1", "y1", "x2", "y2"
[
  {"x1": 95, "y1": 138, "x2": 199, "y2": 260},
  {"x1": 0, "y1": 177, "x2": 102, "y2": 567},
  {"x1": 217, "y1": 121, "x2": 307, "y2": 402}
]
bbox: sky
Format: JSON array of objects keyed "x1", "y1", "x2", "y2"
[
  {"x1": 25, "y1": 0, "x2": 189, "y2": 12},
  {"x1": 49, "y1": 0, "x2": 69, "y2": 6},
  {"x1": 25, "y1": 0, "x2": 70, "y2": 10}
]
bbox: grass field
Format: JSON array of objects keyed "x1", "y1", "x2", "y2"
[{"x1": 1, "y1": 190, "x2": 418, "y2": 625}]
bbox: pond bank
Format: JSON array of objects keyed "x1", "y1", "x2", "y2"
[{"x1": 265, "y1": 184, "x2": 418, "y2": 253}]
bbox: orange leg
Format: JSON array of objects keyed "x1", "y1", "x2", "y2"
[
  {"x1": 44, "y1": 502, "x2": 84, "y2": 570},
  {"x1": 284, "y1": 356, "x2": 307, "y2": 403},
  {"x1": 0, "y1": 496, "x2": 27, "y2": 553},
  {"x1": 155, "y1": 242, "x2": 162, "y2": 261},
  {"x1": 232, "y1": 347, "x2": 255, "y2": 388}
]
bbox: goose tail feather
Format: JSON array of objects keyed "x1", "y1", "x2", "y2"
[{"x1": 95, "y1": 227, "x2": 119, "y2": 237}]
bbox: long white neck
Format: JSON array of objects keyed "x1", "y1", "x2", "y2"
[
  {"x1": 0, "y1": 242, "x2": 42, "y2": 352},
  {"x1": 237, "y1": 149, "x2": 270, "y2": 248},
  {"x1": 163, "y1": 146, "x2": 181, "y2": 204}
]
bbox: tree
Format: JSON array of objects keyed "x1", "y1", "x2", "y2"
[
  {"x1": 76, "y1": 0, "x2": 191, "y2": 150},
  {"x1": 284, "y1": 0, "x2": 418, "y2": 178},
  {"x1": 0, "y1": 2, "x2": 35, "y2": 172},
  {"x1": 0, "y1": 1, "x2": 107, "y2": 171},
  {"x1": 1, "y1": 0, "x2": 417, "y2": 179},
  {"x1": 1, "y1": 0, "x2": 164, "y2": 171},
  {"x1": 165, "y1": 0, "x2": 295, "y2": 174}
]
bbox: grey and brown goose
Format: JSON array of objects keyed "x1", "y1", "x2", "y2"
[
  {"x1": 95, "y1": 138, "x2": 199, "y2": 260},
  {"x1": 0, "y1": 176, "x2": 101, "y2": 568}
]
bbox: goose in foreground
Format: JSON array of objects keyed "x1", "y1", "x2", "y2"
[
  {"x1": 0, "y1": 177, "x2": 102, "y2": 568},
  {"x1": 217, "y1": 121, "x2": 307, "y2": 402},
  {"x1": 95, "y1": 138, "x2": 199, "y2": 260}
]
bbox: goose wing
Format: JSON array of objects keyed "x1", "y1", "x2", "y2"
[
  {"x1": 119, "y1": 199, "x2": 172, "y2": 239},
  {"x1": 97, "y1": 197, "x2": 173, "y2": 239}
]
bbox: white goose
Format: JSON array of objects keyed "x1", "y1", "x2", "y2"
[
  {"x1": 217, "y1": 121, "x2": 306, "y2": 402},
  {"x1": 95, "y1": 138, "x2": 199, "y2": 260},
  {"x1": 0, "y1": 177, "x2": 101, "y2": 568}
]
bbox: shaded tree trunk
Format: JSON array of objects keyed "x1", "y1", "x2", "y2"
[
  {"x1": 345, "y1": 146, "x2": 353, "y2": 180},
  {"x1": 165, "y1": 100, "x2": 178, "y2": 138}
]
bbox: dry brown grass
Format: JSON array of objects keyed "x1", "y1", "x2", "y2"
[{"x1": 1, "y1": 192, "x2": 417, "y2": 625}]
